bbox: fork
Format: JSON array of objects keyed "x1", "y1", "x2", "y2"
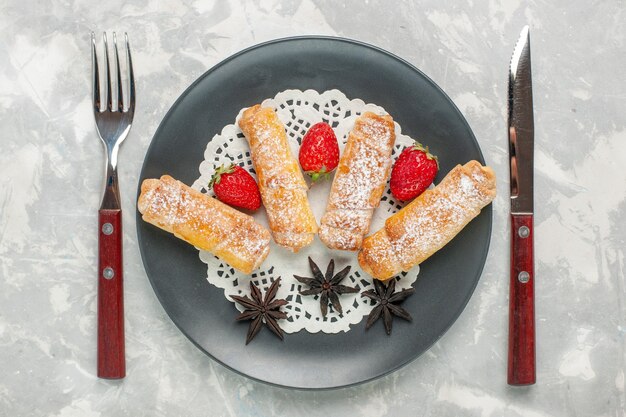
[{"x1": 91, "y1": 32, "x2": 135, "y2": 379}]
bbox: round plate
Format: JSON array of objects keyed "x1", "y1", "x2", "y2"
[{"x1": 137, "y1": 36, "x2": 492, "y2": 389}]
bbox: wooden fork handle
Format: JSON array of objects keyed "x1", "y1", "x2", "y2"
[{"x1": 97, "y1": 209, "x2": 125, "y2": 379}]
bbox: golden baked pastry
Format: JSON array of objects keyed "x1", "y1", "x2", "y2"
[
  {"x1": 138, "y1": 175, "x2": 271, "y2": 274},
  {"x1": 238, "y1": 105, "x2": 317, "y2": 252},
  {"x1": 318, "y1": 112, "x2": 396, "y2": 251},
  {"x1": 358, "y1": 161, "x2": 496, "y2": 280}
]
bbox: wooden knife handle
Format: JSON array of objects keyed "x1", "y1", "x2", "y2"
[
  {"x1": 507, "y1": 213, "x2": 535, "y2": 385},
  {"x1": 97, "y1": 209, "x2": 125, "y2": 379}
]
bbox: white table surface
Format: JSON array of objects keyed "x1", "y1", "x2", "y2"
[{"x1": 1, "y1": 1, "x2": 625, "y2": 416}]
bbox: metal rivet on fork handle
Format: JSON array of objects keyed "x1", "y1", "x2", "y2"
[
  {"x1": 102, "y1": 222, "x2": 114, "y2": 235},
  {"x1": 103, "y1": 267, "x2": 115, "y2": 280}
]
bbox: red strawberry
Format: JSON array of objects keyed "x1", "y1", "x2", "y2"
[
  {"x1": 209, "y1": 164, "x2": 261, "y2": 210},
  {"x1": 299, "y1": 122, "x2": 340, "y2": 182},
  {"x1": 390, "y1": 142, "x2": 439, "y2": 201}
]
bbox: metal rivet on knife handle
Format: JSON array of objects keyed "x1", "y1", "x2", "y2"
[
  {"x1": 518, "y1": 271, "x2": 530, "y2": 283},
  {"x1": 518, "y1": 226, "x2": 530, "y2": 238}
]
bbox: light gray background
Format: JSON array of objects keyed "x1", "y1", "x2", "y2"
[{"x1": 1, "y1": 1, "x2": 625, "y2": 416}]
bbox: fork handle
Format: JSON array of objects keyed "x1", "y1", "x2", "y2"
[{"x1": 97, "y1": 209, "x2": 125, "y2": 379}]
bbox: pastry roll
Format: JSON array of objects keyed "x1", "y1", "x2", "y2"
[
  {"x1": 238, "y1": 105, "x2": 317, "y2": 252},
  {"x1": 318, "y1": 112, "x2": 396, "y2": 251},
  {"x1": 138, "y1": 175, "x2": 271, "y2": 274},
  {"x1": 358, "y1": 161, "x2": 496, "y2": 280}
]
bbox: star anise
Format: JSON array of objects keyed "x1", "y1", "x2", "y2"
[
  {"x1": 361, "y1": 279, "x2": 415, "y2": 335},
  {"x1": 294, "y1": 257, "x2": 359, "y2": 317},
  {"x1": 231, "y1": 277, "x2": 288, "y2": 344}
]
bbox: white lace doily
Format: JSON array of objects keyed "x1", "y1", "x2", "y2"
[{"x1": 191, "y1": 89, "x2": 419, "y2": 334}]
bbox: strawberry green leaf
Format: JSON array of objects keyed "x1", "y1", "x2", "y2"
[{"x1": 208, "y1": 163, "x2": 236, "y2": 188}]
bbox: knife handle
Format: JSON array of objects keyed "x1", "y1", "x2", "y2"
[
  {"x1": 97, "y1": 209, "x2": 125, "y2": 379},
  {"x1": 508, "y1": 214, "x2": 535, "y2": 385}
]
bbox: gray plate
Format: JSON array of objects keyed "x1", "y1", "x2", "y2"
[{"x1": 136, "y1": 36, "x2": 492, "y2": 390}]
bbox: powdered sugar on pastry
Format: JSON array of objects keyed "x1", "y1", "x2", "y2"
[
  {"x1": 358, "y1": 161, "x2": 496, "y2": 280},
  {"x1": 319, "y1": 112, "x2": 396, "y2": 251},
  {"x1": 138, "y1": 175, "x2": 271, "y2": 274},
  {"x1": 238, "y1": 105, "x2": 317, "y2": 252}
]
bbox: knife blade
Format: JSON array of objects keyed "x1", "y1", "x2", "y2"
[{"x1": 507, "y1": 25, "x2": 536, "y2": 386}]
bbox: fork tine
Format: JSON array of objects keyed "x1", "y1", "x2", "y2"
[
  {"x1": 125, "y1": 33, "x2": 135, "y2": 113},
  {"x1": 103, "y1": 33, "x2": 113, "y2": 111},
  {"x1": 91, "y1": 32, "x2": 101, "y2": 112},
  {"x1": 113, "y1": 32, "x2": 124, "y2": 112}
]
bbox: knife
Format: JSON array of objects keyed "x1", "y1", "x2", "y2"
[{"x1": 507, "y1": 25, "x2": 535, "y2": 386}]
